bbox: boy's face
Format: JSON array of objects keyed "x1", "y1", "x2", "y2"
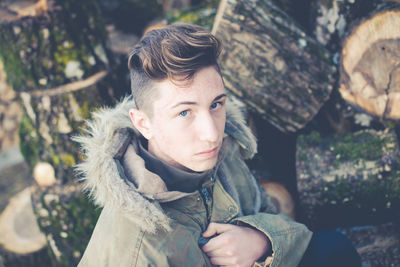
[{"x1": 145, "y1": 66, "x2": 226, "y2": 172}]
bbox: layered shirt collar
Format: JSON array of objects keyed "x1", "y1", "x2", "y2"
[{"x1": 137, "y1": 138, "x2": 213, "y2": 193}]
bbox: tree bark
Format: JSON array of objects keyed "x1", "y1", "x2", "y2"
[
  {"x1": 0, "y1": 0, "x2": 127, "y2": 182},
  {"x1": 0, "y1": 60, "x2": 21, "y2": 151},
  {"x1": 0, "y1": 0, "x2": 111, "y2": 92},
  {"x1": 212, "y1": 0, "x2": 336, "y2": 133},
  {"x1": 309, "y1": 0, "x2": 390, "y2": 50}
]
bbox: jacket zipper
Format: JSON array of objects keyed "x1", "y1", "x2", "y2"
[{"x1": 200, "y1": 187, "x2": 212, "y2": 222}]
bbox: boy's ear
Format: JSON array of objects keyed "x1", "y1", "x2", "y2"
[{"x1": 129, "y1": 109, "x2": 153, "y2": 140}]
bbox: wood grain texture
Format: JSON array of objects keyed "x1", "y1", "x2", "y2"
[{"x1": 339, "y1": 8, "x2": 400, "y2": 119}]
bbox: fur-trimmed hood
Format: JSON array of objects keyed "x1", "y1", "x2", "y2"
[{"x1": 74, "y1": 96, "x2": 257, "y2": 233}]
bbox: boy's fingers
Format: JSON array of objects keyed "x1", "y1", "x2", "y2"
[
  {"x1": 203, "y1": 222, "x2": 235, "y2": 237},
  {"x1": 202, "y1": 223, "x2": 217, "y2": 237},
  {"x1": 202, "y1": 232, "x2": 232, "y2": 253},
  {"x1": 204, "y1": 247, "x2": 228, "y2": 258},
  {"x1": 209, "y1": 256, "x2": 236, "y2": 266}
]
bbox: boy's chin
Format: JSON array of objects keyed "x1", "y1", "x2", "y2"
[{"x1": 185, "y1": 159, "x2": 217, "y2": 173}]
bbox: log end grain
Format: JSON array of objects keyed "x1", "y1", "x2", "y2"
[
  {"x1": 0, "y1": 187, "x2": 46, "y2": 254},
  {"x1": 259, "y1": 180, "x2": 295, "y2": 219},
  {"x1": 0, "y1": 0, "x2": 48, "y2": 23},
  {"x1": 340, "y1": 9, "x2": 400, "y2": 119}
]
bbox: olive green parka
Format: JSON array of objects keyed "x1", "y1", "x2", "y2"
[{"x1": 75, "y1": 97, "x2": 312, "y2": 267}]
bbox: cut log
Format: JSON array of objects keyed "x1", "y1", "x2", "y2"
[
  {"x1": 293, "y1": 1, "x2": 400, "y2": 138},
  {"x1": 286, "y1": 1, "x2": 396, "y2": 137},
  {"x1": 309, "y1": 0, "x2": 387, "y2": 50},
  {"x1": 0, "y1": 187, "x2": 52, "y2": 266},
  {"x1": 0, "y1": 187, "x2": 46, "y2": 254},
  {"x1": 339, "y1": 7, "x2": 400, "y2": 120},
  {"x1": 0, "y1": 0, "x2": 48, "y2": 19},
  {"x1": 0, "y1": 0, "x2": 129, "y2": 182},
  {"x1": 30, "y1": 182, "x2": 101, "y2": 266},
  {"x1": 212, "y1": 0, "x2": 336, "y2": 133},
  {"x1": 258, "y1": 180, "x2": 295, "y2": 219},
  {"x1": 296, "y1": 129, "x2": 400, "y2": 230}
]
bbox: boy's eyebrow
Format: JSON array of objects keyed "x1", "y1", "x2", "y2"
[
  {"x1": 213, "y1": 93, "x2": 227, "y2": 102},
  {"x1": 170, "y1": 93, "x2": 227, "y2": 109}
]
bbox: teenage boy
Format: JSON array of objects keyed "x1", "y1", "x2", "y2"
[{"x1": 76, "y1": 23, "x2": 360, "y2": 267}]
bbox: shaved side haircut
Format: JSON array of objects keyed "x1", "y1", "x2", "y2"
[{"x1": 128, "y1": 23, "x2": 222, "y2": 116}]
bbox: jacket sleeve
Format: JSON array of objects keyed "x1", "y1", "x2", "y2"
[
  {"x1": 232, "y1": 212, "x2": 312, "y2": 267},
  {"x1": 230, "y1": 172, "x2": 312, "y2": 267},
  {"x1": 223, "y1": 140, "x2": 313, "y2": 267}
]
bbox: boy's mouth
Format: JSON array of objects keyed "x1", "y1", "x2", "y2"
[{"x1": 196, "y1": 146, "x2": 219, "y2": 156}]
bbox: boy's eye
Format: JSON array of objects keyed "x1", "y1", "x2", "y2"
[
  {"x1": 179, "y1": 110, "x2": 189, "y2": 117},
  {"x1": 211, "y1": 102, "x2": 221, "y2": 110}
]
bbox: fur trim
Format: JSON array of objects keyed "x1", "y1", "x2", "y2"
[
  {"x1": 225, "y1": 97, "x2": 257, "y2": 159},
  {"x1": 73, "y1": 96, "x2": 257, "y2": 233}
]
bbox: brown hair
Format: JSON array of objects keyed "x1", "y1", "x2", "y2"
[{"x1": 128, "y1": 23, "x2": 222, "y2": 115}]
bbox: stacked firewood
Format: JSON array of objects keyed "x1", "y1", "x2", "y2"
[{"x1": 1, "y1": 0, "x2": 399, "y2": 265}]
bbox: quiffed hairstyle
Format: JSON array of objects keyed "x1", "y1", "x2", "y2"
[{"x1": 127, "y1": 23, "x2": 222, "y2": 115}]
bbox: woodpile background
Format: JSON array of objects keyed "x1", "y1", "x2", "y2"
[{"x1": 0, "y1": 0, "x2": 399, "y2": 266}]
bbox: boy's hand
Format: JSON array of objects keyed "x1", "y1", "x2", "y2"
[{"x1": 201, "y1": 222, "x2": 271, "y2": 267}]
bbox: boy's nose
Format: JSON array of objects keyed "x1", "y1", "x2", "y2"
[{"x1": 197, "y1": 112, "x2": 219, "y2": 143}]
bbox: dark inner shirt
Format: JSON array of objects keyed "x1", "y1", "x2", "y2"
[{"x1": 137, "y1": 138, "x2": 212, "y2": 193}]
